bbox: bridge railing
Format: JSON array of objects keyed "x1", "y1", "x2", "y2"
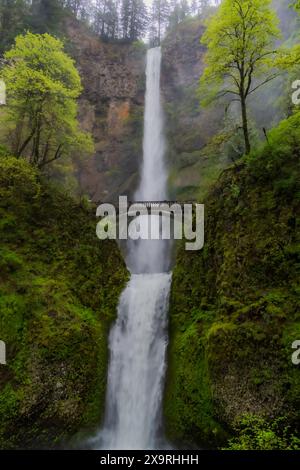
[{"x1": 95, "y1": 200, "x2": 197, "y2": 209}]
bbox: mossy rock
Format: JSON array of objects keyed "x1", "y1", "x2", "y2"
[
  {"x1": 0, "y1": 157, "x2": 129, "y2": 449},
  {"x1": 164, "y1": 112, "x2": 300, "y2": 448}
]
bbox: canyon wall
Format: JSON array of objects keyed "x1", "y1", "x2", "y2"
[
  {"x1": 161, "y1": 18, "x2": 226, "y2": 201},
  {"x1": 164, "y1": 114, "x2": 300, "y2": 448},
  {"x1": 68, "y1": 17, "x2": 226, "y2": 204},
  {"x1": 66, "y1": 19, "x2": 146, "y2": 203}
]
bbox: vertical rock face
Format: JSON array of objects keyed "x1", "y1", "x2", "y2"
[
  {"x1": 66, "y1": 19, "x2": 146, "y2": 202},
  {"x1": 164, "y1": 113, "x2": 300, "y2": 449},
  {"x1": 67, "y1": 17, "x2": 225, "y2": 204},
  {"x1": 161, "y1": 18, "x2": 226, "y2": 200},
  {"x1": 161, "y1": 19, "x2": 206, "y2": 99},
  {"x1": 0, "y1": 157, "x2": 129, "y2": 449}
]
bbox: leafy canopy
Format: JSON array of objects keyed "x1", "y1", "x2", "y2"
[
  {"x1": 277, "y1": 0, "x2": 300, "y2": 69},
  {"x1": 294, "y1": 1, "x2": 300, "y2": 12},
  {"x1": 0, "y1": 32, "x2": 93, "y2": 168},
  {"x1": 225, "y1": 415, "x2": 300, "y2": 450},
  {"x1": 198, "y1": 0, "x2": 281, "y2": 154},
  {"x1": 199, "y1": 0, "x2": 281, "y2": 106}
]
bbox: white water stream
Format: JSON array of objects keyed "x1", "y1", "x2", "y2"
[{"x1": 94, "y1": 47, "x2": 171, "y2": 450}]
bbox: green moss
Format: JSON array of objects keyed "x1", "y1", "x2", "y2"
[
  {"x1": 0, "y1": 157, "x2": 128, "y2": 449},
  {"x1": 164, "y1": 320, "x2": 227, "y2": 447},
  {"x1": 164, "y1": 112, "x2": 300, "y2": 449},
  {"x1": 224, "y1": 415, "x2": 300, "y2": 450}
]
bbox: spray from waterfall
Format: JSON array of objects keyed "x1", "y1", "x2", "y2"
[{"x1": 92, "y1": 47, "x2": 171, "y2": 450}]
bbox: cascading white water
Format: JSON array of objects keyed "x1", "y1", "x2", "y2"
[
  {"x1": 136, "y1": 47, "x2": 167, "y2": 202},
  {"x1": 94, "y1": 47, "x2": 171, "y2": 450},
  {"x1": 97, "y1": 273, "x2": 172, "y2": 450}
]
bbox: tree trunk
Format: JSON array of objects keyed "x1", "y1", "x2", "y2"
[
  {"x1": 241, "y1": 96, "x2": 251, "y2": 155},
  {"x1": 17, "y1": 128, "x2": 35, "y2": 158}
]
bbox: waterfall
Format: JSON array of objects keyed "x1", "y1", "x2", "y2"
[
  {"x1": 136, "y1": 47, "x2": 167, "y2": 202},
  {"x1": 94, "y1": 47, "x2": 171, "y2": 450}
]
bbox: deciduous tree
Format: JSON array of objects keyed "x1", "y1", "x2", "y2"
[
  {"x1": 199, "y1": 0, "x2": 281, "y2": 154},
  {"x1": 0, "y1": 33, "x2": 93, "y2": 169}
]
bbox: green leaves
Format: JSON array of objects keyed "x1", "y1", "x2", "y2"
[
  {"x1": 0, "y1": 156, "x2": 128, "y2": 448},
  {"x1": 294, "y1": 0, "x2": 300, "y2": 12},
  {"x1": 0, "y1": 32, "x2": 94, "y2": 169},
  {"x1": 199, "y1": 0, "x2": 281, "y2": 106},
  {"x1": 225, "y1": 415, "x2": 300, "y2": 450},
  {"x1": 198, "y1": 0, "x2": 282, "y2": 154},
  {"x1": 276, "y1": 45, "x2": 300, "y2": 69},
  {"x1": 0, "y1": 156, "x2": 40, "y2": 202},
  {"x1": 4, "y1": 33, "x2": 81, "y2": 96}
]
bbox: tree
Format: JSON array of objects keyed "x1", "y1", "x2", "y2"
[
  {"x1": 0, "y1": 33, "x2": 93, "y2": 169},
  {"x1": 199, "y1": 0, "x2": 209, "y2": 14},
  {"x1": 294, "y1": 1, "x2": 300, "y2": 12},
  {"x1": 178, "y1": 0, "x2": 190, "y2": 20},
  {"x1": 63, "y1": 0, "x2": 88, "y2": 16},
  {"x1": 190, "y1": 0, "x2": 199, "y2": 16},
  {"x1": 199, "y1": 0, "x2": 281, "y2": 154},
  {"x1": 190, "y1": 0, "x2": 211, "y2": 17},
  {"x1": 150, "y1": 0, "x2": 170, "y2": 46},
  {"x1": 92, "y1": 0, "x2": 119, "y2": 40},
  {"x1": 121, "y1": 0, "x2": 148, "y2": 41},
  {"x1": 0, "y1": 0, "x2": 30, "y2": 54},
  {"x1": 167, "y1": 0, "x2": 190, "y2": 31},
  {"x1": 29, "y1": 0, "x2": 65, "y2": 34}
]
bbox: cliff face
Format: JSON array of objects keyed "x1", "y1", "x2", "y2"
[
  {"x1": 161, "y1": 18, "x2": 226, "y2": 201},
  {"x1": 66, "y1": 20, "x2": 146, "y2": 202},
  {"x1": 65, "y1": 17, "x2": 228, "y2": 204},
  {"x1": 67, "y1": 17, "x2": 226, "y2": 205},
  {"x1": 164, "y1": 113, "x2": 300, "y2": 448},
  {"x1": 0, "y1": 157, "x2": 128, "y2": 449},
  {"x1": 162, "y1": 19, "x2": 205, "y2": 100}
]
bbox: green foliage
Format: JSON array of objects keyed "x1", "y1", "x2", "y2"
[
  {"x1": 225, "y1": 415, "x2": 300, "y2": 450},
  {"x1": 199, "y1": 0, "x2": 281, "y2": 154},
  {"x1": 277, "y1": 44, "x2": 300, "y2": 69},
  {"x1": 0, "y1": 155, "x2": 41, "y2": 203},
  {"x1": 0, "y1": 0, "x2": 29, "y2": 54},
  {"x1": 0, "y1": 1, "x2": 70, "y2": 54},
  {"x1": 200, "y1": 0, "x2": 280, "y2": 105},
  {"x1": 247, "y1": 110, "x2": 300, "y2": 188},
  {"x1": 164, "y1": 313, "x2": 228, "y2": 447},
  {"x1": 164, "y1": 111, "x2": 300, "y2": 449},
  {"x1": 0, "y1": 32, "x2": 93, "y2": 169},
  {"x1": 0, "y1": 157, "x2": 128, "y2": 449},
  {"x1": 294, "y1": 1, "x2": 300, "y2": 12},
  {"x1": 28, "y1": 0, "x2": 65, "y2": 35},
  {"x1": 162, "y1": 17, "x2": 228, "y2": 200}
]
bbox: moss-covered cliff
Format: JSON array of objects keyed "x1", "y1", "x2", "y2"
[
  {"x1": 0, "y1": 157, "x2": 128, "y2": 449},
  {"x1": 66, "y1": 19, "x2": 146, "y2": 203},
  {"x1": 164, "y1": 112, "x2": 300, "y2": 449}
]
